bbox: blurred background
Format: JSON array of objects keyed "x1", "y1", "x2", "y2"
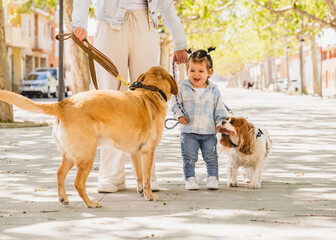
[{"x1": 1, "y1": 0, "x2": 336, "y2": 100}]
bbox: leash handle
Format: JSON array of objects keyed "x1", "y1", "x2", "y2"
[
  {"x1": 56, "y1": 32, "x2": 129, "y2": 90},
  {"x1": 164, "y1": 118, "x2": 180, "y2": 130}
]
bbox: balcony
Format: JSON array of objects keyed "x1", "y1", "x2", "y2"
[
  {"x1": 33, "y1": 34, "x2": 52, "y2": 52},
  {"x1": 5, "y1": 25, "x2": 29, "y2": 49}
]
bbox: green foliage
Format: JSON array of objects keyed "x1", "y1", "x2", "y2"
[
  {"x1": 17, "y1": 0, "x2": 57, "y2": 14},
  {"x1": 172, "y1": 0, "x2": 335, "y2": 76},
  {"x1": 11, "y1": 0, "x2": 336, "y2": 76}
]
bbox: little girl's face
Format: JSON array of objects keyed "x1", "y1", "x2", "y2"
[{"x1": 187, "y1": 60, "x2": 213, "y2": 88}]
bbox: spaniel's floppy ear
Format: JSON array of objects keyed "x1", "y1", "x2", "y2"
[
  {"x1": 238, "y1": 123, "x2": 255, "y2": 155},
  {"x1": 220, "y1": 134, "x2": 236, "y2": 149},
  {"x1": 136, "y1": 73, "x2": 146, "y2": 83},
  {"x1": 167, "y1": 74, "x2": 178, "y2": 95}
]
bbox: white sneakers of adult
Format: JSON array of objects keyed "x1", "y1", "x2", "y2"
[
  {"x1": 185, "y1": 177, "x2": 200, "y2": 190},
  {"x1": 207, "y1": 176, "x2": 219, "y2": 190},
  {"x1": 98, "y1": 182, "x2": 126, "y2": 193}
]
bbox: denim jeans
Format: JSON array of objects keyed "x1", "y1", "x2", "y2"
[{"x1": 180, "y1": 132, "x2": 218, "y2": 180}]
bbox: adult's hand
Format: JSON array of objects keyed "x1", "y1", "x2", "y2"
[
  {"x1": 173, "y1": 50, "x2": 188, "y2": 64},
  {"x1": 73, "y1": 27, "x2": 87, "y2": 42}
]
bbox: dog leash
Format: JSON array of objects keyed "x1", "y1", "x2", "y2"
[
  {"x1": 55, "y1": 32, "x2": 130, "y2": 90},
  {"x1": 165, "y1": 60, "x2": 190, "y2": 130}
]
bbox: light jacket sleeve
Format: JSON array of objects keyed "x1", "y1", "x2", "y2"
[
  {"x1": 214, "y1": 90, "x2": 228, "y2": 127},
  {"x1": 157, "y1": 0, "x2": 187, "y2": 51},
  {"x1": 71, "y1": 0, "x2": 91, "y2": 30}
]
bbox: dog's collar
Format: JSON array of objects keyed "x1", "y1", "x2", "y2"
[
  {"x1": 229, "y1": 128, "x2": 263, "y2": 148},
  {"x1": 129, "y1": 82, "x2": 167, "y2": 102},
  {"x1": 230, "y1": 138, "x2": 238, "y2": 148}
]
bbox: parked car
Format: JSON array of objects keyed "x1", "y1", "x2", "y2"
[
  {"x1": 287, "y1": 79, "x2": 300, "y2": 91},
  {"x1": 19, "y1": 71, "x2": 58, "y2": 98},
  {"x1": 277, "y1": 79, "x2": 300, "y2": 91},
  {"x1": 35, "y1": 67, "x2": 71, "y2": 97}
]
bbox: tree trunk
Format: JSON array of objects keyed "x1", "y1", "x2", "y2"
[
  {"x1": 266, "y1": 57, "x2": 272, "y2": 88},
  {"x1": 310, "y1": 35, "x2": 320, "y2": 95},
  {"x1": 178, "y1": 64, "x2": 185, "y2": 84},
  {"x1": 64, "y1": 0, "x2": 90, "y2": 94},
  {"x1": 261, "y1": 61, "x2": 267, "y2": 90},
  {"x1": 0, "y1": 2, "x2": 13, "y2": 122},
  {"x1": 159, "y1": 33, "x2": 170, "y2": 72},
  {"x1": 285, "y1": 47, "x2": 291, "y2": 91},
  {"x1": 299, "y1": 41, "x2": 307, "y2": 94}
]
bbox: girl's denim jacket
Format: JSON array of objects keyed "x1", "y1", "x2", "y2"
[{"x1": 71, "y1": 0, "x2": 187, "y2": 51}]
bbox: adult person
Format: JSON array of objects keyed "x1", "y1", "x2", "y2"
[{"x1": 71, "y1": 0, "x2": 188, "y2": 193}]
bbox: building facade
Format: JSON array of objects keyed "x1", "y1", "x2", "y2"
[{"x1": 5, "y1": 1, "x2": 57, "y2": 92}]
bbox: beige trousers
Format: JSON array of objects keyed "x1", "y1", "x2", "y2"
[{"x1": 94, "y1": 9, "x2": 159, "y2": 187}]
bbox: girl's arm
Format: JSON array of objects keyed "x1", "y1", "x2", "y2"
[
  {"x1": 171, "y1": 90, "x2": 186, "y2": 120},
  {"x1": 214, "y1": 90, "x2": 228, "y2": 127}
]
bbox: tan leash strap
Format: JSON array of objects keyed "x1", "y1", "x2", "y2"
[{"x1": 55, "y1": 32, "x2": 124, "y2": 90}]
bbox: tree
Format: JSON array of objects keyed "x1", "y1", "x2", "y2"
[
  {"x1": 63, "y1": 0, "x2": 90, "y2": 93},
  {"x1": 0, "y1": 1, "x2": 13, "y2": 122},
  {"x1": 250, "y1": 0, "x2": 336, "y2": 94}
]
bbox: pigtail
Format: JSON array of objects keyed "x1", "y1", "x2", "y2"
[
  {"x1": 207, "y1": 46, "x2": 216, "y2": 54},
  {"x1": 186, "y1": 48, "x2": 192, "y2": 54}
]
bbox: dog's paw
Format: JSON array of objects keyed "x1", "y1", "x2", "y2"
[
  {"x1": 144, "y1": 191, "x2": 158, "y2": 201},
  {"x1": 248, "y1": 183, "x2": 261, "y2": 189},
  {"x1": 137, "y1": 183, "x2": 144, "y2": 195},
  {"x1": 59, "y1": 197, "x2": 70, "y2": 205},
  {"x1": 228, "y1": 182, "x2": 238, "y2": 187},
  {"x1": 137, "y1": 187, "x2": 144, "y2": 195},
  {"x1": 87, "y1": 201, "x2": 102, "y2": 208}
]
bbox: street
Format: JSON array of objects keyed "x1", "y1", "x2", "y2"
[{"x1": 0, "y1": 86, "x2": 336, "y2": 239}]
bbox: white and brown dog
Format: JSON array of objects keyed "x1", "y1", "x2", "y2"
[
  {"x1": 218, "y1": 116, "x2": 272, "y2": 189},
  {"x1": 0, "y1": 67, "x2": 177, "y2": 208}
]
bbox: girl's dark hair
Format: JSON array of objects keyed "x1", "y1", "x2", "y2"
[{"x1": 187, "y1": 47, "x2": 216, "y2": 70}]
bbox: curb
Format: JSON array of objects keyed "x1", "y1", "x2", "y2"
[{"x1": 0, "y1": 121, "x2": 50, "y2": 128}]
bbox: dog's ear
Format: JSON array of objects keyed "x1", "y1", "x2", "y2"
[
  {"x1": 136, "y1": 73, "x2": 146, "y2": 83},
  {"x1": 220, "y1": 133, "x2": 235, "y2": 149},
  {"x1": 164, "y1": 73, "x2": 178, "y2": 95},
  {"x1": 238, "y1": 123, "x2": 255, "y2": 155}
]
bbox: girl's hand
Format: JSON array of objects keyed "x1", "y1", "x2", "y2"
[
  {"x1": 178, "y1": 116, "x2": 188, "y2": 124},
  {"x1": 73, "y1": 27, "x2": 87, "y2": 42}
]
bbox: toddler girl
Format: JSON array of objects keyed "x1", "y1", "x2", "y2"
[{"x1": 172, "y1": 47, "x2": 228, "y2": 190}]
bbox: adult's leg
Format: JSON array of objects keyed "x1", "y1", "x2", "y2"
[
  {"x1": 127, "y1": 9, "x2": 160, "y2": 189},
  {"x1": 94, "y1": 21, "x2": 129, "y2": 192}
]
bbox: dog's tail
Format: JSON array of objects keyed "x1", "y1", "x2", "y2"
[{"x1": 0, "y1": 90, "x2": 58, "y2": 116}]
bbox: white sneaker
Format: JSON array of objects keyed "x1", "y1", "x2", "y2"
[
  {"x1": 207, "y1": 176, "x2": 218, "y2": 190},
  {"x1": 98, "y1": 182, "x2": 126, "y2": 193},
  {"x1": 185, "y1": 177, "x2": 199, "y2": 190},
  {"x1": 151, "y1": 180, "x2": 160, "y2": 192}
]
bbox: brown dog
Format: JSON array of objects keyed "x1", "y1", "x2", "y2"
[{"x1": 0, "y1": 66, "x2": 177, "y2": 208}]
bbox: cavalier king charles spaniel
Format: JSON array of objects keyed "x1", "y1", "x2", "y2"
[{"x1": 218, "y1": 116, "x2": 272, "y2": 189}]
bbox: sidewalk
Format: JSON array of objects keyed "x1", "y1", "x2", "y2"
[{"x1": 1, "y1": 87, "x2": 336, "y2": 239}]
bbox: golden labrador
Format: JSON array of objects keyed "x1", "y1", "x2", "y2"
[{"x1": 0, "y1": 66, "x2": 177, "y2": 208}]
